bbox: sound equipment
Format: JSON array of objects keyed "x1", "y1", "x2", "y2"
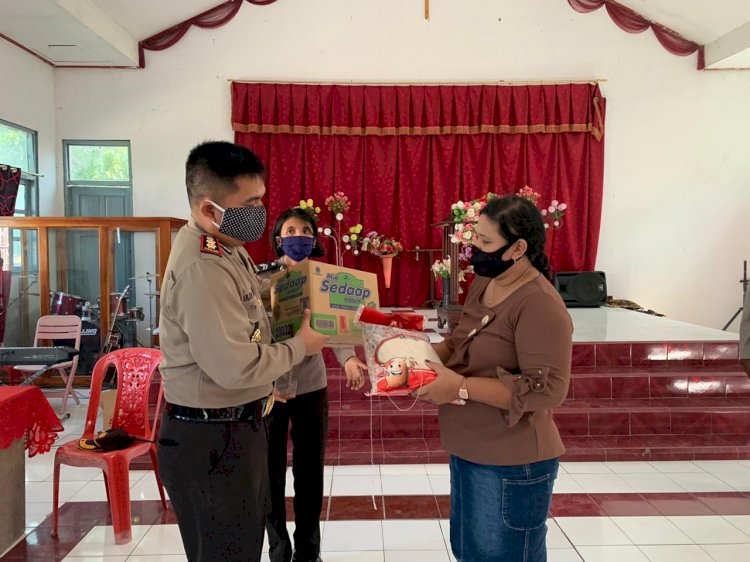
[
  {"x1": 554, "y1": 271, "x2": 608, "y2": 308},
  {"x1": 0, "y1": 346, "x2": 78, "y2": 366}
]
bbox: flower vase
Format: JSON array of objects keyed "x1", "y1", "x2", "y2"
[
  {"x1": 441, "y1": 277, "x2": 450, "y2": 307},
  {"x1": 380, "y1": 255, "x2": 394, "y2": 289}
]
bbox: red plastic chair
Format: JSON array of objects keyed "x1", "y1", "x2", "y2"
[{"x1": 52, "y1": 348, "x2": 167, "y2": 545}]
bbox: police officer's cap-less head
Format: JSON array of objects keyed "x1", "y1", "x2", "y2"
[{"x1": 186, "y1": 141, "x2": 268, "y2": 247}]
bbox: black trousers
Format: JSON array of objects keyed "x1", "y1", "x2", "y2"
[
  {"x1": 266, "y1": 387, "x2": 328, "y2": 562},
  {"x1": 157, "y1": 413, "x2": 270, "y2": 562}
]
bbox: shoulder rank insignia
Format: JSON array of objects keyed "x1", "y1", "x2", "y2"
[{"x1": 200, "y1": 234, "x2": 222, "y2": 257}]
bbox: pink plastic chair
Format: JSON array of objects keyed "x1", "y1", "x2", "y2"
[
  {"x1": 51, "y1": 348, "x2": 167, "y2": 545},
  {"x1": 15, "y1": 315, "x2": 82, "y2": 414}
]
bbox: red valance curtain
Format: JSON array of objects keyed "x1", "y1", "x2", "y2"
[
  {"x1": 568, "y1": 0, "x2": 699, "y2": 57},
  {"x1": 232, "y1": 83, "x2": 605, "y2": 307}
]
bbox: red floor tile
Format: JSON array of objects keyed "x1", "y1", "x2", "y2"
[
  {"x1": 549, "y1": 494, "x2": 606, "y2": 517},
  {"x1": 590, "y1": 493, "x2": 660, "y2": 516},
  {"x1": 642, "y1": 493, "x2": 715, "y2": 516},
  {"x1": 326, "y1": 495, "x2": 384, "y2": 520},
  {"x1": 694, "y1": 492, "x2": 750, "y2": 515},
  {"x1": 383, "y1": 495, "x2": 441, "y2": 519}
]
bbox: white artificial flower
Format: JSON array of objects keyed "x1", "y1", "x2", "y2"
[
  {"x1": 342, "y1": 235, "x2": 350, "y2": 243},
  {"x1": 457, "y1": 201, "x2": 465, "y2": 210},
  {"x1": 463, "y1": 231, "x2": 473, "y2": 240},
  {"x1": 335, "y1": 213, "x2": 344, "y2": 221},
  {"x1": 554, "y1": 220, "x2": 560, "y2": 227},
  {"x1": 323, "y1": 227, "x2": 332, "y2": 235},
  {"x1": 466, "y1": 208, "x2": 476, "y2": 218}
]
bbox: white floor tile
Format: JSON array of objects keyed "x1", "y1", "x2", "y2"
[
  {"x1": 25, "y1": 454, "x2": 56, "y2": 481},
  {"x1": 333, "y1": 465, "x2": 381, "y2": 476},
  {"x1": 67, "y1": 525, "x2": 151, "y2": 557},
  {"x1": 51, "y1": 466, "x2": 103, "y2": 482},
  {"x1": 699, "y1": 544, "x2": 750, "y2": 561},
  {"x1": 428, "y1": 474, "x2": 451, "y2": 495},
  {"x1": 691, "y1": 460, "x2": 748, "y2": 473},
  {"x1": 665, "y1": 473, "x2": 734, "y2": 493},
  {"x1": 553, "y1": 474, "x2": 586, "y2": 494},
  {"x1": 619, "y1": 473, "x2": 686, "y2": 493},
  {"x1": 330, "y1": 475, "x2": 383, "y2": 496},
  {"x1": 382, "y1": 519, "x2": 446, "y2": 551},
  {"x1": 129, "y1": 476, "x2": 168, "y2": 501},
  {"x1": 25, "y1": 502, "x2": 52, "y2": 527},
  {"x1": 610, "y1": 516, "x2": 692, "y2": 545},
  {"x1": 576, "y1": 545, "x2": 649, "y2": 561},
  {"x1": 384, "y1": 550, "x2": 450, "y2": 562},
  {"x1": 425, "y1": 464, "x2": 450, "y2": 475},
  {"x1": 380, "y1": 464, "x2": 427, "y2": 475},
  {"x1": 547, "y1": 520, "x2": 573, "y2": 549},
  {"x1": 322, "y1": 552, "x2": 384, "y2": 562},
  {"x1": 555, "y1": 517, "x2": 632, "y2": 546},
  {"x1": 649, "y1": 461, "x2": 707, "y2": 474},
  {"x1": 131, "y1": 525, "x2": 185, "y2": 555},
  {"x1": 714, "y1": 471, "x2": 750, "y2": 492},
  {"x1": 737, "y1": 461, "x2": 750, "y2": 470},
  {"x1": 561, "y1": 462, "x2": 613, "y2": 474},
  {"x1": 25, "y1": 480, "x2": 86, "y2": 503},
  {"x1": 638, "y1": 545, "x2": 714, "y2": 562},
  {"x1": 547, "y1": 549, "x2": 584, "y2": 562},
  {"x1": 381, "y1": 474, "x2": 433, "y2": 496},
  {"x1": 723, "y1": 515, "x2": 750, "y2": 537},
  {"x1": 63, "y1": 556, "x2": 129, "y2": 562},
  {"x1": 572, "y1": 474, "x2": 635, "y2": 494},
  {"x1": 125, "y1": 554, "x2": 188, "y2": 562},
  {"x1": 68, "y1": 481, "x2": 110, "y2": 502},
  {"x1": 322, "y1": 520, "x2": 384, "y2": 551},
  {"x1": 668, "y1": 516, "x2": 750, "y2": 544},
  {"x1": 604, "y1": 462, "x2": 659, "y2": 474}
]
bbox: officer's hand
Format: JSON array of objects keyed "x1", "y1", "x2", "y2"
[{"x1": 297, "y1": 309, "x2": 330, "y2": 356}]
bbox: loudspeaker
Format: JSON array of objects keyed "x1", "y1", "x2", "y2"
[{"x1": 554, "y1": 271, "x2": 608, "y2": 308}]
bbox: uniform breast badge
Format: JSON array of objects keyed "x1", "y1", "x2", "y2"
[
  {"x1": 251, "y1": 328, "x2": 262, "y2": 343},
  {"x1": 200, "y1": 234, "x2": 223, "y2": 256}
]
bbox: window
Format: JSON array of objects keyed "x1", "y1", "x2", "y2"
[
  {"x1": 63, "y1": 140, "x2": 133, "y2": 216},
  {"x1": 0, "y1": 120, "x2": 38, "y2": 273},
  {"x1": 0, "y1": 119, "x2": 39, "y2": 217}
]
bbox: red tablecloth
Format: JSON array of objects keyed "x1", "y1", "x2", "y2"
[{"x1": 0, "y1": 387, "x2": 64, "y2": 457}]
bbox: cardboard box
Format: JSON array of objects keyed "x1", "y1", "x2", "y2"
[
  {"x1": 270, "y1": 261, "x2": 379, "y2": 346},
  {"x1": 99, "y1": 388, "x2": 117, "y2": 430}
]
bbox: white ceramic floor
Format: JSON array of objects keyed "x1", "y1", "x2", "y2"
[{"x1": 15, "y1": 400, "x2": 750, "y2": 562}]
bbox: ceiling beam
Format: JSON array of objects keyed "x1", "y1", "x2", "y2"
[
  {"x1": 702, "y1": 20, "x2": 750, "y2": 69},
  {"x1": 54, "y1": 0, "x2": 139, "y2": 65}
]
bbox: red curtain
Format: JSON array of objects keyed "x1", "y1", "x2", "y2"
[
  {"x1": 232, "y1": 83, "x2": 605, "y2": 307},
  {"x1": 138, "y1": 0, "x2": 279, "y2": 67},
  {"x1": 568, "y1": 0, "x2": 699, "y2": 57}
]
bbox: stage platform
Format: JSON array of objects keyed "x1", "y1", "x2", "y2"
[{"x1": 319, "y1": 306, "x2": 748, "y2": 465}]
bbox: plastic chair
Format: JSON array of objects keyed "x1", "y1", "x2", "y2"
[
  {"x1": 51, "y1": 348, "x2": 167, "y2": 545},
  {"x1": 15, "y1": 315, "x2": 82, "y2": 414}
]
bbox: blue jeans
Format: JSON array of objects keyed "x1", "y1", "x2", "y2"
[{"x1": 449, "y1": 455, "x2": 559, "y2": 562}]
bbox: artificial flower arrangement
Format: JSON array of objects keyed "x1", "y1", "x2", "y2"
[
  {"x1": 357, "y1": 232, "x2": 404, "y2": 257},
  {"x1": 434, "y1": 187, "x2": 567, "y2": 293},
  {"x1": 299, "y1": 193, "x2": 364, "y2": 266}
]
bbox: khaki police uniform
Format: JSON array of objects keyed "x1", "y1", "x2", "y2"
[{"x1": 156, "y1": 220, "x2": 306, "y2": 562}]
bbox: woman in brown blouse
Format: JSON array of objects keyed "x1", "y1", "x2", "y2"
[{"x1": 418, "y1": 195, "x2": 573, "y2": 562}]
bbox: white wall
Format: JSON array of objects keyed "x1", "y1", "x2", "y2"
[
  {"x1": 0, "y1": 39, "x2": 57, "y2": 214},
  {"x1": 50, "y1": 0, "x2": 750, "y2": 330}
]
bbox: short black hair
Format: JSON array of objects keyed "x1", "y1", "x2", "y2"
[
  {"x1": 185, "y1": 141, "x2": 266, "y2": 205},
  {"x1": 270, "y1": 207, "x2": 325, "y2": 258}
]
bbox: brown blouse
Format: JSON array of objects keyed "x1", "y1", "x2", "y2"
[{"x1": 439, "y1": 274, "x2": 573, "y2": 466}]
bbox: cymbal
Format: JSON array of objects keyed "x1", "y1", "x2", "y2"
[{"x1": 129, "y1": 273, "x2": 160, "y2": 280}]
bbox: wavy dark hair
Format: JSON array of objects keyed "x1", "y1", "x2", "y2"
[
  {"x1": 479, "y1": 195, "x2": 552, "y2": 280},
  {"x1": 270, "y1": 207, "x2": 325, "y2": 258}
]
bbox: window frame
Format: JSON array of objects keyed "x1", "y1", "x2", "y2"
[{"x1": 0, "y1": 118, "x2": 39, "y2": 217}]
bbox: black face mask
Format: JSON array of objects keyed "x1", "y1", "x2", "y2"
[{"x1": 470, "y1": 241, "x2": 517, "y2": 278}]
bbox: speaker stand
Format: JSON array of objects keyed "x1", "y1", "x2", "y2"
[{"x1": 722, "y1": 260, "x2": 748, "y2": 331}]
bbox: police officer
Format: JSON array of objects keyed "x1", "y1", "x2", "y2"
[{"x1": 157, "y1": 141, "x2": 329, "y2": 562}]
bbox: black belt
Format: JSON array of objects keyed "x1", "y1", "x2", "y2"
[{"x1": 166, "y1": 399, "x2": 264, "y2": 423}]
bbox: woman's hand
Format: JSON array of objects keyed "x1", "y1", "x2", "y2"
[
  {"x1": 272, "y1": 388, "x2": 295, "y2": 404},
  {"x1": 344, "y1": 357, "x2": 368, "y2": 390},
  {"x1": 415, "y1": 361, "x2": 463, "y2": 405}
]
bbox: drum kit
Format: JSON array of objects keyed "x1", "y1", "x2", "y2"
[{"x1": 48, "y1": 272, "x2": 160, "y2": 361}]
